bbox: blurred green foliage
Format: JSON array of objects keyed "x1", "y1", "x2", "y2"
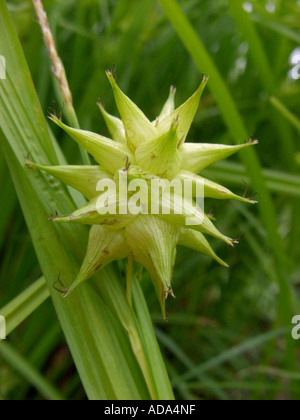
[{"x1": 0, "y1": 0, "x2": 300, "y2": 400}]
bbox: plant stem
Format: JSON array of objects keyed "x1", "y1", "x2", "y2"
[{"x1": 32, "y1": 0, "x2": 90, "y2": 165}]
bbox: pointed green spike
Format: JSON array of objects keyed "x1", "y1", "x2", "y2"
[
  {"x1": 176, "y1": 170, "x2": 257, "y2": 203},
  {"x1": 106, "y1": 70, "x2": 157, "y2": 150},
  {"x1": 125, "y1": 216, "x2": 179, "y2": 319},
  {"x1": 49, "y1": 115, "x2": 134, "y2": 174},
  {"x1": 135, "y1": 118, "x2": 182, "y2": 178},
  {"x1": 156, "y1": 192, "x2": 235, "y2": 246},
  {"x1": 179, "y1": 228, "x2": 229, "y2": 267},
  {"x1": 156, "y1": 76, "x2": 209, "y2": 145},
  {"x1": 158, "y1": 86, "x2": 177, "y2": 120},
  {"x1": 180, "y1": 139, "x2": 259, "y2": 173},
  {"x1": 26, "y1": 161, "x2": 112, "y2": 200},
  {"x1": 51, "y1": 194, "x2": 136, "y2": 228},
  {"x1": 65, "y1": 226, "x2": 129, "y2": 296},
  {"x1": 97, "y1": 102, "x2": 127, "y2": 144}
]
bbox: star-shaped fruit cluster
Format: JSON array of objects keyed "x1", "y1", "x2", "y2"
[{"x1": 28, "y1": 71, "x2": 257, "y2": 317}]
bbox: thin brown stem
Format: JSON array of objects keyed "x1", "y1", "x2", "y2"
[
  {"x1": 32, "y1": 0, "x2": 90, "y2": 164},
  {"x1": 32, "y1": 0, "x2": 73, "y2": 109}
]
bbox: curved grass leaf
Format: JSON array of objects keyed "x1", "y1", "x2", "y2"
[{"x1": 0, "y1": 0, "x2": 172, "y2": 400}]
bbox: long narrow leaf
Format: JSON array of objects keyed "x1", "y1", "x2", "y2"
[
  {"x1": 157, "y1": 0, "x2": 297, "y2": 326},
  {"x1": 0, "y1": 0, "x2": 151, "y2": 400},
  {"x1": 0, "y1": 277, "x2": 49, "y2": 338},
  {"x1": 0, "y1": 341, "x2": 64, "y2": 400}
]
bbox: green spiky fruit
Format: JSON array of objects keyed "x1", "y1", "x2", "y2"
[{"x1": 27, "y1": 71, "x2": 258, "y2": 318}]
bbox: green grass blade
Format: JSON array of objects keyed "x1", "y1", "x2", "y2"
[
  {"x1": 0, "y1": 155, "x2": 17, "y2": 249},
  {"x1": 133, "y1": 276, "x2": 175, "y2": 400},
  {"x1": 203, "y1": 161, "x2": 300, "y2": 198},
  {"x1": 93, "y1": 267, "x2": 160, "y2": 400},
  {"x1": 0, "y1": 341, "x2": 64, "y2": 400},
  {"x1": 252, "y1": 12, "x2": 300, "y2": 44},
  {"x1": 270, "y1": 97, "x2": 300, "y2": 133},
  {"x1": 157, "y1": 0, "x2": 296, "y2": 325},
  {"x1": 227, "y1": 1, "x2": 298, "y2": 194},
  {"x1": 227, "y1": 0, "x2": 275, "y2": 92},
  {"x1": 187, "y1": 380, "x2": 300, "y2": 393},
  {"x1": 172, "y1": 327, "x2": 289, "y2": 385},
  {"x1": 0, "y1": 277, "x2": 49, "y2": 338},
  {"x1": 155, "y1": 328, "x2": 228, "y2": 400},
  {"x1": 0, "y1": 0, "x2": 149, "y2": 400}
]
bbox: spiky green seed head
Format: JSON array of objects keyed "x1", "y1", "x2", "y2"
[{"x1": 28, "y1": 71, "x2": 258, "y2": 318}]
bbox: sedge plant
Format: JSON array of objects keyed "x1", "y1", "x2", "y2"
[
  {"x1": 0, "y1": 0, "x2": 260, "y2": 400},
  {"x1": 27, "y1": 71, "x2": 258, "y2": 319}
]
